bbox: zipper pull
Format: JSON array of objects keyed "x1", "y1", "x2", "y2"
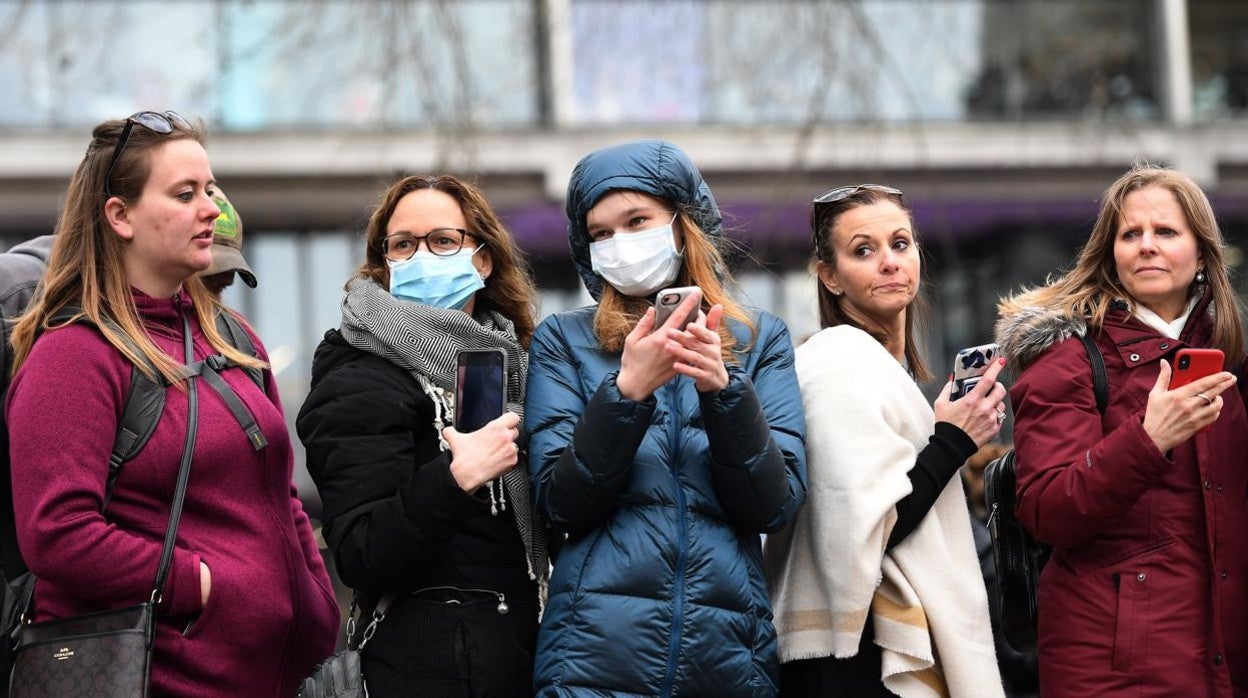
[{"x1": 496, "y1": 592, "x2": 509, "y2": 615}]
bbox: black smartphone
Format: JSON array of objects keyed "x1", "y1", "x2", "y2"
[
  {"x1": 454, "y1": 348, "x2": 507, "y2": 432},
  {"x1": 654, "y1": 286, "x2": 701, "y2": 331},
  {"x1": 951, "y1": 342, "x2": 999, "y2": 401}
]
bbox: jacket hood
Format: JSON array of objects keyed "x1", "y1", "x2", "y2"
[
  {"x1": 565, "y1": 140, "x2": 723, "y2": 300},
  {"x1": 996, "y1": 288, "x2": 1217, "y2": 370},
  {"x1": 6, "y1": 235, "x2": 54, "y2": 263},
  {"x1": 994, "y1": 302, "x2": 1088, "y2": 370}
]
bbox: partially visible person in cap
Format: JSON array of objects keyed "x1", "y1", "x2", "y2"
[{"x1": 199, "y1": 187, "x2": 257, "y2": 297}]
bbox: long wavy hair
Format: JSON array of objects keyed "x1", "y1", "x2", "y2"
[
  {"x1": 355, "y1": 174, "x2": 539, "y2": 346},
  {"x1": 592, "y1": 203, "x2": 755, "y2": 363},
  {"x1": 998, "y1": 164, "x2": 1245, "y2": 366},
  {"x1": 10, "y1": 117, "x2": 266, "y2": 384},
  {"x1": 811, "y1": 187, "x2": 932, "y2": 381}
]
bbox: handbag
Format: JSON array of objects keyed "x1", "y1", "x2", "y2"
[
  {"x1": 8, "y1": 315, "x2": 202, "y2": 697},
  {"x1": 297, "y1": 594, "x2": 394, "y2": 698},
  {"x1": 984, "y1": 331, "x2": 1107, "y2": 652}
]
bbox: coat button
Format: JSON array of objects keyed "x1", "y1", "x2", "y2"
[
  {"x1": 1221, "y1": 571, "x2": 1229, "y2": 580},
  {"x1": 1204, "y1": 480, "x2": 1212, "y2": 490},
  {"x1": 1136, "y1": 572, "x2": 1146, "y2": 582},
  {"x1": 1217, "y1": 485, "x2": 1224, "y2": 493},
  {"x1": 1130, "y1": 353, "x2": 1140, "y2": 362},
  {"x1": 1159, "y1": 342, "x2": 1169, "y2": 350},
  {"x1": 1215, "y1": 654, "x2": 1225, "y2": 665}
]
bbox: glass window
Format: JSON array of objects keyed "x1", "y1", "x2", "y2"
[
  {"x1": 0, "y1": 0, "x2": 538, "y2": 130},
  {"x1": 568, "y1": 0, "x2": 1161, "y2": 124},
  {"x1": 1189, "y1": 0, "x2": 1248, "y2": 119}
]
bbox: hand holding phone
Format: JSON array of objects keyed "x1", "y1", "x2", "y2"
[
  {"x1": 1169, "y1": 348, "x2": 1226, "y2": 435},
  {"x1": 1145, "y1": 348, "x2": 1235, "y2": 450}
]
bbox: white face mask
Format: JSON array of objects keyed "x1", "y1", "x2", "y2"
[{"x1": 589, "y1": 215, "x2": 683, "y2": 297}]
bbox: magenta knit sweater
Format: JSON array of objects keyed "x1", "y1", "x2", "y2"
[{"x1": 6, "y1": 292, "x2": 339, "y2": 697}]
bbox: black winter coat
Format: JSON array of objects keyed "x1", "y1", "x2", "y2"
[{"x1": 297, "y1": 329, "x2": 538, "y2": 698}]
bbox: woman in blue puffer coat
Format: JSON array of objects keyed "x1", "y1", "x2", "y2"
[{"x1": 525, "y1": 139, "x2": 808, "y2": 697}]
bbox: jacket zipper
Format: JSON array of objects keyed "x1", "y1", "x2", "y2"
[{"x1": 660, "y1": 380, "x2": 687, "y2": 698}]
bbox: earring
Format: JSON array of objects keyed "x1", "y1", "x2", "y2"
[
  {"x1": 832, "y1": 289, "x2": 842, "y2": 296},
  {"x1": 1196, "y1": 270, "x2": 1206, "y2": 283}
]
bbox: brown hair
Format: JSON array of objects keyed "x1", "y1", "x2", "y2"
[
  {"x1": 10, "y1": 116, "x2": 266, "y2": 383},
  {"x1": 811, "y1": 187, "x2": 933, "y2": 381},
  {"x1": 998, "y1": 164, "x2": 1245, "y2": 366},
  {"x1": 355, "y1": 174, "x2": 539, "y2": 346},
  {"x1": 593, "y1": 207, "x2": 755, "y2": 362}
]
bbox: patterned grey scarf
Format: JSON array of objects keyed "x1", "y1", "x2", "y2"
[{"x1": 339, "y1": 278, "x2": 548, "y2": 591}]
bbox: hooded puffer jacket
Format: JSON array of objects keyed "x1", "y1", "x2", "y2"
[
  {"x1": 526, "y1": 140, "x2": 807, "y2": 697},
  {"x1": 997, "y1": 291, "x2": 1248, "y2": 697}
]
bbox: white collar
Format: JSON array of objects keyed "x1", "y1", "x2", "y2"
[{"x1": 1133, "y1": 295, "x2": 1199, "y2": 339}]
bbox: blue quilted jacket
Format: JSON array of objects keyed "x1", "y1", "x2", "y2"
[{"x1": 525, "y1": 140, "x2": 807, "y2": 696}]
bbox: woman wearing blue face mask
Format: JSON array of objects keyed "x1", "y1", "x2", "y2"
[
  {"x1": 525, "y1": 140, "x2": 808, "y2": 696},
  {"x1": 297, "y1": 174, "x2": 547, "y2": 697}
]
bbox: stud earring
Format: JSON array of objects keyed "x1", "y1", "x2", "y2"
[{"x1": 1196, "y1": 269, "x2": 1206, "y2": 283}]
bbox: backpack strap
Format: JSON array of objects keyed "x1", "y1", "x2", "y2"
[
  {"x1": 46, "y1": 305, "x2": 268, "y2": 510},
  {"x1": 213, "y1": 310, "x2": 265, "y2": 391},
  {"x1": 1077, "y1": 331, "x2": 1109, "y2": 416}
]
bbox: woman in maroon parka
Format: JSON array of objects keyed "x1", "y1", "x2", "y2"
[{"x1": 995, "y1": 165, "x2": 1248, "y2": 696}]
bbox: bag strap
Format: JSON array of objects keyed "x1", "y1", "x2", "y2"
[
  {"x1": 1078, "y1": 331, "x2": 1109, "y2": 415},
  {"x1": 213, "y1": 310, "x2": 265, "y2": 391},
  {"x1": 149, "y1": 313, "x2": 200, "y2": 621},
  {"x1": 348, "y1": 592, "x2": 396, "y2": 652}
]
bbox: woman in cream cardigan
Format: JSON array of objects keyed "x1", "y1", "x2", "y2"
[{"x1": 764, "y1": 184, "x2": 1006, "y2": 697}]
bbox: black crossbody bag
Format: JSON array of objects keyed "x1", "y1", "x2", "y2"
[
  {"x1": 8, "y1": 314, "x2": 204, "y2": 697},
  {"x1": 984, "y1": 332, "x2": 1107, "y2": 653}
]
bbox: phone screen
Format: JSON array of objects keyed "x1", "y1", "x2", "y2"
[{"x1": 455, "y1": 349, "x2": 507, "y2": 432}]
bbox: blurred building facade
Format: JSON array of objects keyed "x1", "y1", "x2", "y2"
[{"x1": 2, "y1": 0, "x2": 1247, "y2": 504}]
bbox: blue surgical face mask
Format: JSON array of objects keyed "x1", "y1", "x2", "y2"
[{"x1": 387, "y1": 246, "x2": 485, "y2": 311}]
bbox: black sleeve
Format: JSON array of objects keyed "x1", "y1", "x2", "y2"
[
  {"x1": 885, "y1": 422, "x2": 978, "y2": 550},
  {"x1": 296, "y1": 351, "x2": 488, "y2": 592}
]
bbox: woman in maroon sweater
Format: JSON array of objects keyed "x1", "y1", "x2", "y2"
[{"x1": 6, "y1": 112, "x2": 339, "y2": 696}]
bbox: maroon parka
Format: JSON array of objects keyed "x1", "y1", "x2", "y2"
[{"x1": 998, "y1": 294, "x2": 1248, "y2": 697}]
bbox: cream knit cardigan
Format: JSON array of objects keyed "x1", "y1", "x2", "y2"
[{"x1": 763, "y1": 326, "x2": 1002, "y2": 697}]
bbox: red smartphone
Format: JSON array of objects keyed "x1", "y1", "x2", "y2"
[
  {"x1": 1170, "y1": 348, "x2": 1225, "y2": 433},
  {"x1": 1168, "y1": 348, "x2": 1225, "y2": 390}
]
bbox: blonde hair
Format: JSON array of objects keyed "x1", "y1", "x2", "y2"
[
  {"x1": 998, "y1": 164, "x2": 1245, "y2": 366},
  {"x1": 593, "y1": 209, "x2": 755, "y2": 362},
  {"x1": 354, "y1": 174, "x2": 539, "y2": 346},
  {"x1": 10, "y1": 117, "x2": 266, "y2": 384}
]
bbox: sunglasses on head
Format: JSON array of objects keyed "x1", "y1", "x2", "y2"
[
  {"x1": 812, "y1": 184, "x2": 904, "y2": 204},
  {"x1": 103, "y1": 110, "x2": 190, "y2": 198}
]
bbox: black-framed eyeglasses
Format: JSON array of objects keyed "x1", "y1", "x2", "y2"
[
  {"x1": 103, "y1": 110, "x2": 189, "y2": 198},
  {"x1": 812, "y1": 184, "x2": 904, "y2": 204},
  {"x1": 382, "y1": 228, "x2": 475, "y2": 260}
]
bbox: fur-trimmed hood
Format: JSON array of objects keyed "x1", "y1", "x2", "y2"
[
  {"x1": 994, "y1": 303, "x2": 1089, "y2": 370},
  {"x1": 996, "y1": 288, "x2": 1216, "y2": 370}
]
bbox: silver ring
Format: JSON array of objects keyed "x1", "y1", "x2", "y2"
[
  {"x1": 996, "y1": 411, "x2": 1006, "y2": 424},
  {"x1": 1196, "y1": 392, "x2": 1213, "y2": 406}
]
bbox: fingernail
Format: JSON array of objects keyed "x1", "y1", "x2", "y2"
[
  {"x1": 948, "y1": 373, "x2": 954, "y2": 382},
  {"x1": 998, "y1": 357, "x2": 1007, "y2": 366}
]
